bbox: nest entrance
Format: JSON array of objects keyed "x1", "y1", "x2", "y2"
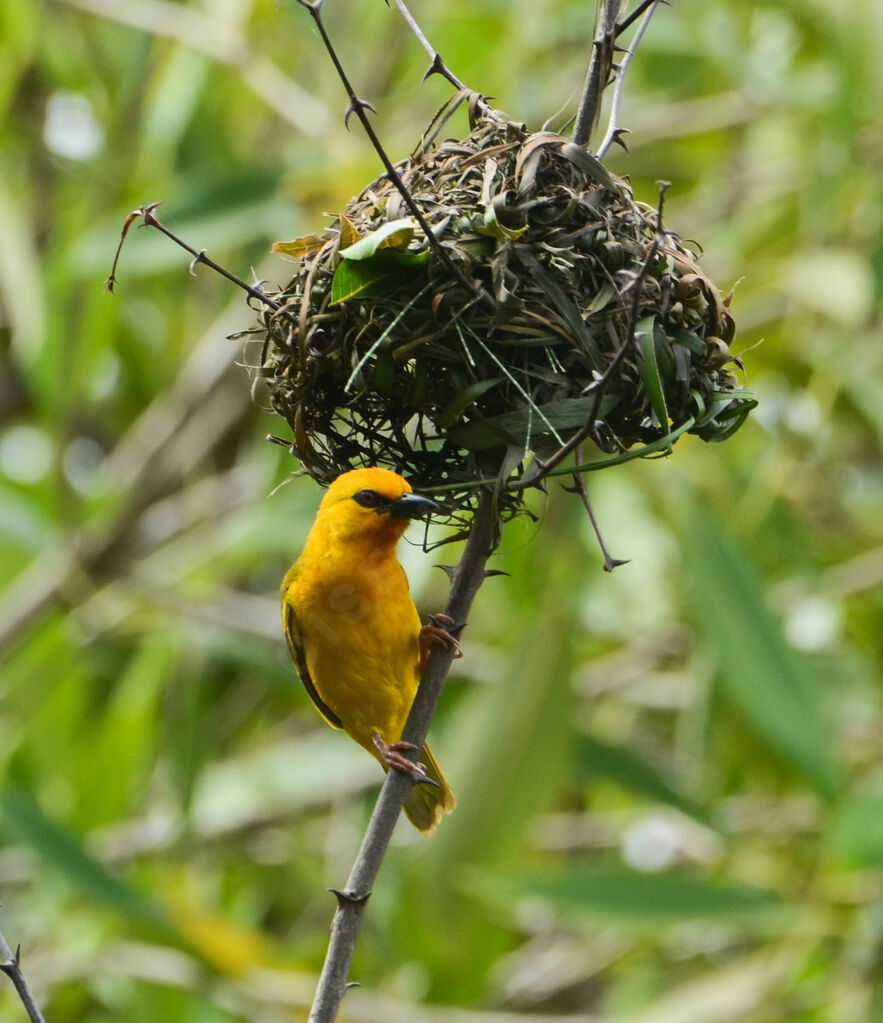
[{"x1": 258, "y1": 110, "x2": 754, "y2": 525}]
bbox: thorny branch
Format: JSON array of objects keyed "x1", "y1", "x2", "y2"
[
  {"x1": 616, "y1": 0, "x2": 665, "y2": 37},
  {"x1": 389, "y1": 0, "x2": 464, "y2": 91},
  {"x1": 294, "y1": 1, "x2": 479, "y2": 301},
  {"x1": 597, "y1": 1, "x2": 662, "y2": 159},
  {"x1": 0, "y1": 926, "x2": 47, "y2": 1023},
  {"x1": 104, "y1": 203, "x2": 297, "y2": 325},
  {"x1": 307, "y1": 489, "x2": 500, "y2": 1023},
  {"x1": 573, "y1": 0, "x2": 666, "y2": 152},
  {"x1": 572, "y1": 0, "x2": 621, "y2": 148}
]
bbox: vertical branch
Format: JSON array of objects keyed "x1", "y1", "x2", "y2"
[
  {"x1": 308, "y1": 490, "x2": 499, "y2": 1023},
  {"x1": 0, "y1": 928, "x2": 47, "y2": 1023},
  {"x1": 572, "y1": 0, "x2": 622, "y2": 148},
  {"x1": 596, "y1": 1, "x2": 661, "y2": 159}
]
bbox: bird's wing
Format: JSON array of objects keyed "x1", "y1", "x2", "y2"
[{"x1": 282, "y1": 592, "x2": 343, "y2": 730}]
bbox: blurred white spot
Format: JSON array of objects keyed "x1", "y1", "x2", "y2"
[
  {"x1": 89, "y1": 350, "x2": 121, "y2": 402},
  {"x1": 621, "y1": 812, "x2": 681, "y2": 872},
  {"x1": 43, "y1": 92, "x2": 104, "y2": 161},
  {"x1": 784, "y1": 391, "x2": 822, "y2": 436},
  {"x1": 0, "y1": 425, "x2": 53, "y2": 484},
  {"x1": 63, "y1": 436, "x2": 106, "y2": 494},
  {"x1": 785, "y1": 595, "x2": 841, "y2": 651}
]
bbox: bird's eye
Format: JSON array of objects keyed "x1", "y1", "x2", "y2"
[{"x1": 354, "y1": 489, "x2": 378, "y2": 508}]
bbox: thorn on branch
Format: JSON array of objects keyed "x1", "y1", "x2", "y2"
[
  {"x1": 422, "y1": 52, "x2": 446, "y2": 82},
  {"x1": 189, "y1": 249, "x2": 207, "y2": 276},
  {"x1": 0, "y1": 929, "x2": 47, "y2": 1023},
  {"x1": 329, "y1": 887, "x2": 371, "y2": 908},
  {"x1": 344, "y1": 98, "x2": 377, "y2": 130}
]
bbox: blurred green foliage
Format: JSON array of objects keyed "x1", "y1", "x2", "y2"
[{"x1": 1, "y1": 1, "x2": 882, "y2": 1020}]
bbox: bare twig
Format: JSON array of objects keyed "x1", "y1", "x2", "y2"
[
  {"x1": 388, "y1": 0, "x2": 464, "y2": 90},
  {"x1": 387, "y1": 0, "x2": 495, "y2": 121},
  {"x1": 572, "y1": 0, "x2": 621, "y2": 148},
  {"x1": 596, "y1": 1, "x2": 661, "y2": 159},
  {"x1": 0, "y1": 927, "x2": 47, "y2": 1023},
  {"x1": 294, "y1": 1, "x2": 479, "y2": 300},
  {"x1": 566, "y1": 447, "x2": 629, "y2": 572},
  {"x1": 616, "y1": 0, "x2": 664, "y2": 37},
  {"x1": 308, "y1": 490, "x2": 500, "y2": 1023},
  {"x1": 105, "y1": 204, "x2": 297, "y2": 325}
]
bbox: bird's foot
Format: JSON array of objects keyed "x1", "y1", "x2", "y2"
[
  {"x1": 419, "y1": 613, "x2": 464, "y2": 671},
  {"x1": 372, "y1": 734, "x2": 440, "y2": 787}
]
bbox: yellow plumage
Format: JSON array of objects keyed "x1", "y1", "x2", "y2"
[{"x1": 281, "y1": 467, "x2": 456, "y2": 833}]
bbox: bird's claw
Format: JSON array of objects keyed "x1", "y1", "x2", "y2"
[
  {"x1": 418, "y1": 613, "x2": 463, "y2": 670},
  {"x1": 372, "y1": 734, "x2": 440, "y2": 787}
]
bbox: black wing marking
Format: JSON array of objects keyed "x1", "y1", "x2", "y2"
[{"x1": 283, "y1": 599, "x2": 343, "y2": 729}]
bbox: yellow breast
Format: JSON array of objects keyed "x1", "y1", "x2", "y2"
[{"x1": 287, "y1": 541, "x2": 422, "y2": 750}]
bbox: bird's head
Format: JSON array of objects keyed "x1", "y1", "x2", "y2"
[{"x1": 313, "y1": 467, "x2": 437, "y2": 546}]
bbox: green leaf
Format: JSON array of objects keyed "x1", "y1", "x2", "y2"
[
  {"x1": 330, "y1": 253, "x2": 422, "y2": 304},
  {"x1": 669, "y1": 325, "x2": 707, "y2": 356},
  {"x1": 636, "y1": 316, "x2": 670, "y2": 429},
  {"x1": 471, "y1": 862, "x2": 787, "y2": 931},
  {"x1": 339, "y1": 218, "x2": 416, "y2": 260},
  {"x1": 692, "y1": 388, "x2": 759, "y2": 442},
  {"x1": 577, "y1": 733, "x2": 712, "y2": 826},
  {"x1": 826, "y1": 784, "x2": 883, "y2": 868},
  {"x1": 0, "y1": 788, "x2": 172, "y2": 934},
  {"x1": 681, "y1": 504, "x2": 846, "y2": 800}
]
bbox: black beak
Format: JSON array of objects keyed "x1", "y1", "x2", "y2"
[{"x1": 387, "y1": 492, "x2": 438, "y2": 518}]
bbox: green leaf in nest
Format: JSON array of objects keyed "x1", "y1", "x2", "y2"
[
  {"x1": 339, "y1": 218, "x2": 417, "y2": 259},
  {"x1": 330, "y1": 250, "x2": 427, "y2": 305},
  {"x1": 691, "y1": 388, "x2": 759, "y2": 442},
  {"x1": 636, "y1": 315, "x2": 670, "y2": 430}
]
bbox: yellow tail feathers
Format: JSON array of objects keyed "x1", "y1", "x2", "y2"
[{"x1": 402, "y1": 742, "x2": 456, "y2": 834}]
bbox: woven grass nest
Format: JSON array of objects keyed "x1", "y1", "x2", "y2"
[{"x1": 258, "y1": 106, "x2": 754, "y2": 526}]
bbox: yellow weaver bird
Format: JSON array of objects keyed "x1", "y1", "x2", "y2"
[{"x1": 281, "y1": 467, "x2": 457, "y2": 833}]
